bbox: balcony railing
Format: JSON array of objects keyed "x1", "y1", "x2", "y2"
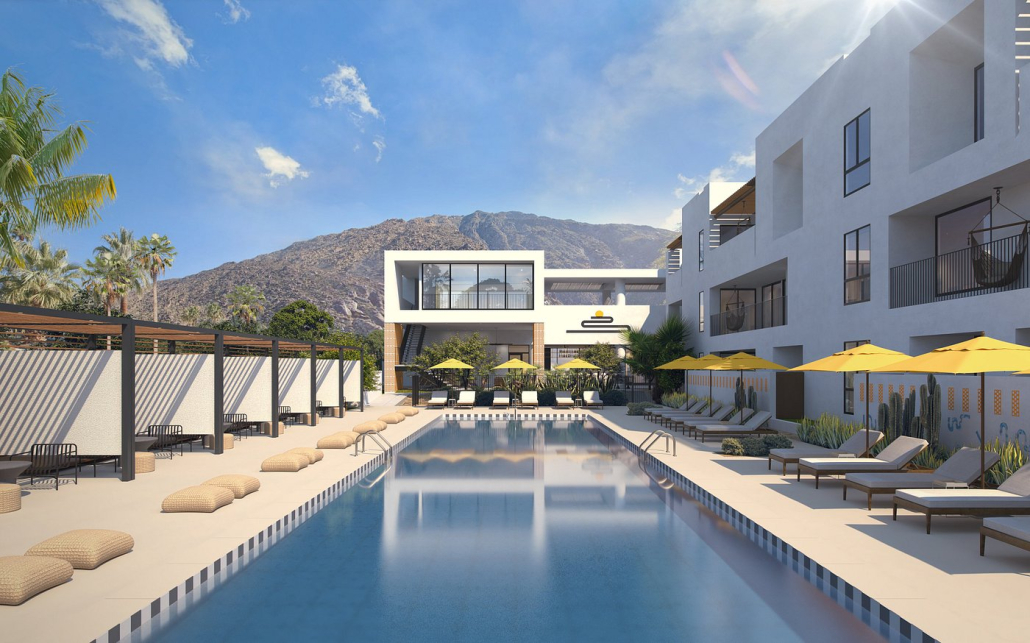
[
  {"x1": 889, "y1": 232, "x2": 1029, "y2": 309},
  {"x1": 710, "y1": 296, "x2": 787, "y2": 337}
]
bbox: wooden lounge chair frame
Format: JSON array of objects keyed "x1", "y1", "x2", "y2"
[
  {"x1": 980, "y1": 524, "x2": 1030, "y2": 556},
  {"x1": 892, "y1": 495, "x2": 1030, "y2": 534},
  {"x1": 454, "y1": 392, "x2": 476, "y2": 409},
  {"x1": 491, "y1": 392, "x2": 511, "y2": 409}
]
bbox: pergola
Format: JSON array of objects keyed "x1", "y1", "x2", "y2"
[{"x1": 0, "y1": 302, "x2": 365, "y2": 482}]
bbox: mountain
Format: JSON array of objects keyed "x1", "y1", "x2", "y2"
[{"x1": 147, "y1": 211, "x2": 676, "y2": 333}]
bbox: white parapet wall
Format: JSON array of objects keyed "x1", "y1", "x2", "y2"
[
  {"x1": 224, "y1": 356, "x2": 272, "y2": 421},
  {"x1": 342, "y1": 360, "x2": 361, "y2": 405},
  {"x1": 315, "y1": 359, "x2": 339, "y2": 407},
  {"x1": 279, "y1": 357, "x2": 312, "y2": 413},
  {"x1": 135, "y1": 354, "x2": 215, "y2": 435},
  {"x1": 0, "y1": 349, "x2": 121, "y2": 456}
]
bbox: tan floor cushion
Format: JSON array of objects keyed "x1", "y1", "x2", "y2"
[
  {"x1": 378, "y1": 413, "x2": 405, "y2": 424},
  {"x1": 287, "y1": 447, "x2": 324, "y2": 464},
  {"x1": 353, "y1": 422, "x2": 380, "y2": 434},
  {"x1": 203, "y1": 474, "x2": 260, "y2": 499},
  {"x1": 162, "y1": 486, "x2": 235, "y2": 513},
  {"x1": 135, "y1": 451, "x2": 156, "y2": 474},
  {"x1": 0, "y1": 483, "x2": 21, "y2": 514},
  {"x1": 0, "y1": 556, "x2": 73, "y2": 605},
  {"x1": 25, "y1": 529, "x2": 134, "y2": 570},
  {"x1": 316, "y1": 432, "x2": 359, "y2": 449},
  {"x1": 397, "y1": 407, "x2": 419, "y2": 416},
  {"x1": 260, "y1": 453, "x2": 308, "y2": 472}
]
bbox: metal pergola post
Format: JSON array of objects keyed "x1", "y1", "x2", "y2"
[
  {"x1": 213, "y1": 332, "x2": 225, "y2": 454},
  {"x1": 120, "y1": 320, "x2": 136, "y2": 482},
  {"x1": 271, "y1": 339, "x2": 280, "y2": 438},
  {"x1": 310, "y1": 342, "x2": 318, "y2": 425},
  {"x1": 338, "y1": 345, "x2": 345, "y2": 416}
]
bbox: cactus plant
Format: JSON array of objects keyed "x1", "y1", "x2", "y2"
[
  {"x1": 919, "y1": 374, "x2": 942, "y2": 447},
  {"x1": 887, "y1": 391, "x2": 903, "y2": 441},
  {"x1": 877, "y1": 402, "x2": 889, "y2": 437},
  {"x1": 734, "y1": 377, "x2": 746, "y2": 413},
  {"x1": 747, "y1": 385, "x2": 758, "y2": 410},
  {"x1": 902, "y1": 390, "x2": 916, "y2": 436}
]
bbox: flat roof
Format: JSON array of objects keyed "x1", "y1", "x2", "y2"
[{"x1": 543, "y1": 269, "x2": 665, "y2": 292}]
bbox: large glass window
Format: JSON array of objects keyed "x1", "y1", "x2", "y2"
[
  {"x1": 421, "y1": 263, "x2": 533, "y2": 310},
  {"x1": 844, "y1": 109, "x2": 871, "y2": 196},
  {"x1": 698, "y1": 291, "x2": 705, "y2": 333},
  {"x1": 842, "y1": 340, "x2": 869, "y2": 415},
  {"x1": 936, "y1": 198, "x2": 992, "y2": 256},
  {"x1": 844, "y1": 225, "x2": 871, "y2": 304},
  {"x1": 761, "y1": 280, "x2": 786, "y2": 327},
  {"x1": 974, "y1": 64, "x2": 985, "y2": 143},
  {"x1": 698, "y1": 230, "x2": 705, "y2": 272}
]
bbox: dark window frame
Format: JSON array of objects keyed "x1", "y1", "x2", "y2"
[
  {"x1": 973, "y1": 63, "x2": 985, "y2": 143},
  {"x1": 420, "y1": 262, "x2": 535, "y2": 311},
  {"x1": 698, "y1": 229, "x2": 705, "y2": 272},
  {"x1": 844, "y1": 225, "x2": 871, "y2": 305},
  {"x1": 698, "y1": 291, "x2": 705, "y2": 333},
  {"x1": 842, "y1": 340, "x2": 870, "y2": 415},
  {"x1": 843, "y1": 109, "x2": 871, "y2": 197}
]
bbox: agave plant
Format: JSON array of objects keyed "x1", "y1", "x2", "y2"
[{"x1": 985, "y1": 439, "x2": 1029, "y2": 488}]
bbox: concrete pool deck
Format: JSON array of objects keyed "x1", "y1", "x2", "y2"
[
  {"x1": 2, "y1": 407, "x2": 1027, "y2": 642},
  {"x1": 0, "y1": 407, "x2": 441, "y2": 643},
  {"x1": 590, "y1": 408, "x2": 1030, "y2": 643}
]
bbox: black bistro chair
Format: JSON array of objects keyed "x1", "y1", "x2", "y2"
[
  {"x1": 138, "y1": 425, "x2": 185, "y2": 458},
  {"x1": 223, "y1": 413, "x2": 253, "y2": 439},
  {"x1": 279, "y1": 406, "x2": 297, "y2": 427},
  {"x1": 5, "y1": 443, "x2": 79, "y2": 490}
]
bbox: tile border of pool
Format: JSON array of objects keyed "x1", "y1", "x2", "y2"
[{"x1": 597, "y1": 422, "x2": 938, "y2": 643}]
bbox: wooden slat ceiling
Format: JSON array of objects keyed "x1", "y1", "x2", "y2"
[
  {"x1": 0, "y1": 310, "x2": 123, "y2": 335},
  {"x1": 711, "y1": 177, "x2": 756, "y2": 218}
]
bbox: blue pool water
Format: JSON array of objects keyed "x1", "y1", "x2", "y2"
[{"x1": 149, "y1": 419, "x2": 877, "y2": 642}]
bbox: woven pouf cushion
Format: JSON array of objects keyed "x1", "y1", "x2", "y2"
[
  {"x1": 397, "y1": 407, "x2": 419, "y2": 416},
  {"x1": 260, "y1": 453, "x2": 308, "y2": 472},
  {"x1": 0, "y1": 556, "x2": 73, "y2": 605},
  {"x1": 287, "y1": 447, "x2": 324, "y2": 464},
  {"x1": 203, "y1": 474, "x2": 260, "y2": 499},
  {"x1": 161, "y1": 486, "x2": 235, "y2": 513},
  {"x1": 0, "y1": 484, "x2": 21, "y2": 514},
  {"x1": 25, "y1": 529, "x2": 134, "y2": 570},
  {"x1": 316, "y1": 432, "x2": 358, "y2": 449},
  {"x1": 134, "y1": 451, "x2": 156, "y2": 474},
  {"x1": 353, "y1": 422, "x2": 379, "y2": 434},
  {"x1": 378, "y1": 413, "x2": 405, "y2": 424}
]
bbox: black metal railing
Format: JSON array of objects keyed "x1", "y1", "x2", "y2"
[
  {"x1": 710, "y1": 296, "x2": 787, "y2": 337},
  {"x1": 889, "y1": 232, "x2": 1030, "y2": 308},
  {"x1": 422, "y1": 291, "x2": 532, "y2": 310}
]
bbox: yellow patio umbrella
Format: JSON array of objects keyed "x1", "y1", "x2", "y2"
[
  {"x1": 791, "y1": 344, "x2": 910, "y2": 453},
  {"x1": 706, "y1": 352, "x2": 788, "y2": 423},
  {"x1": 429, "y1": 359, "x2": 473, "y2": 370},
  {"x1": 870, "y1": 337, "x2": 1030, "y2": 488},
  {"x1": 555, "y1": 358, "x2": 599, "y2": 370},
  {"x1": 657, "y1": 355, "x2": 699, "y2": 399},
  {"x1": 494, "y1": 358, "x2": 537, "y2": 417},
  {"x1": 693, "y1": 354, "x2": 730, "y2": 417}
]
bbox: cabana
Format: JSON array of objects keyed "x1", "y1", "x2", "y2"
[{"x1": 0, "y1": 302, "x2": 365, "y2": 482}]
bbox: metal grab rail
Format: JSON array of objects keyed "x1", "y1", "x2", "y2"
[
  {"x1": 353, "y1": 432, "x2": 394, "y2": 464},
  {"x1": 638, "y1": 429, "x2": 677, "y2": 457}
]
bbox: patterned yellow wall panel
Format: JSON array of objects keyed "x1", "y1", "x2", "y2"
[
  {"x1": 962, "y1": 388, "x2": 969, "y2": 413},
  {"x1": 994, "y1": 389, "x2": 1003, "y2": 416},
  {"x1": 859, "y1": 383, "x2": 864, "y2": 403},
  {"x1": 1013, "y1": 391, "x2": 1021, "y2": 418},
  {"x1": 878, "y1": 384, "x2": 883, "y2": 403},
  {"x1": 947, "y1": 386, "x2": 954, "y2": 411}
]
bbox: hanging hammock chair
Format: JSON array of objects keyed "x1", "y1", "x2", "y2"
[
  {"x1": 968, "y1": 188, "x2": 1029, "y2": 289},
  {"x1": 724, "y1": 288, "x2": 746, "y2": 332}
]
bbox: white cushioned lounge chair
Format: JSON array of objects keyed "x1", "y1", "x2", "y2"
[
  {"x1": 796, "y1": 436, "x2": 927, "y2": 488},
  {"x1": 426, "y1": 390, "x2": 449, "y2": 409},
  {"x1": 768, "y1": 430, "x2": 884, "y2": 476},
  {"x1": 843, "y1": 447, "x2": 999, "y2": 509},
  {"x1": 693, "y1": 411, "x2": 773, "y2": 443}
]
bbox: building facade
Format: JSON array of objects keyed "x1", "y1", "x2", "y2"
[{"x1": 675, "y1": 0, "x2": 1030, "y2": 447}]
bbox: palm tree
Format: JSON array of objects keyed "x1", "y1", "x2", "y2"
[
  {"x1": 227, "y1": 285, "x2": 266, "y2": 328},
  {"x1": 180, "y1": 305, "x2": 200, "y2": 327},
  {"x1": 95, "y1": 227, "x2": 147, "y2": 315},
  {"x1": 620, "y1": 315, "x2": 690, "y2": 403},
  {"x1": 84, "y1": 251, "x2": 119, "y2": 316},
  {"x1": 136, "y1": 233, "x2": 176, "y2": 322},
  {"x1": 0, "y1": 239, "x2": 81, "y2": 307},
  {"x1": 204, "y1": 302, "x2": 224, "y2": 326},
  {"x1": 0, "y1": 68, "x2": 116, "y2": 266}
]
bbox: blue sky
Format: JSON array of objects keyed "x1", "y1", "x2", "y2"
[{"x1": 1, "y1": 0, "x2": 896, "y2": 278}]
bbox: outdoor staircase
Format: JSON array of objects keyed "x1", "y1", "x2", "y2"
[{"x1": 399, "y1": 324, "x2": 426, "y2": 365}]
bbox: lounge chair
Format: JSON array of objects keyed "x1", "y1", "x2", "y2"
[
  {"x1": 980, "y1": 516, "x2": 1030, "y2": 556},
  {"x1": 655, "y1": 402, "x2": 723, "y2": 426},
  {"x1": 583, "y1": 391, "x2": 604, "y2": 409},
  {"x1": 455, "y1": 390, "x2": 476, "y2": 409},
  {"x1": 426, "y1": 390, "x2": 449, "y2": 409},
  {"x1": 671, "y1": 405, "x2": 737, "y2": 435},
  {"x1": 492, "y1": 391, "x2": 511, "y2": 409},
  {"x1": 520, "y1": 390, "x2": 539, "y2": 408},
  {"x1": 893, "y1": 462, "x2": 1030, "y2": 534},
  {"x1": 768, "y1": 430, "x2": 884, "y2": 476},
  {"x1": 693, "y1": 411, "x2": 774, "y2": 443},
  {"x1": 796, "y1": 436, "x2": 928, "y2": 488},
  {"x1": 844, "y1": 447, "x2": 999, "y2": 509},
  {"x1": 645, "y1": 400, "x2": 700, "y2": 422},
  {"x1": 554, "y1": 391, "x2": 575, "y2": 408}
]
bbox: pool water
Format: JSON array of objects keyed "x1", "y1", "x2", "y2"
[{"x1": 149, "y1": 418, "x2": 877, "y2": 642}]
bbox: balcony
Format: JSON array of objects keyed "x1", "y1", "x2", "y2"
[
  {"x1": 710, "y1": 296, "x2": 787, "y2": 337},
  {"x1": 889, "y1": 231, "x2": 1029, "y2": 309}
]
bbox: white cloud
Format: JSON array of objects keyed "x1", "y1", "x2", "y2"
[
  {"x1": 319, "y1": 64, "x2": 381, "y2": 118},
  {"x1": 221, "y1": 0, "x2": 250, "y2": 24},
  {"x1": 372, "y1": 137, "x2": 386, "y2": 163},
  {"x1": 661, "y1": 209, "x2": 682, "y2": 231},
  {"x1": 255, "y1": 146, "x2": 310, "y2": 188},
  {"x1": 673, "y1": 150, "x2": 755, "y2": 200},
  {"x1": 96, "y1": 0, "x2": 192, "y2": 68}
]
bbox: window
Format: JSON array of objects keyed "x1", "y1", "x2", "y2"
[
  {"x1": 973, "y1": 64, "x2": 984, "y2": 142},
  {"x1": 844, "y1": 226, "x2": 871, "y2": 304},
  {"x1": 934, "y1": 198, "x2": 993, "y2": 296},
  {"x1": 698, "y1": 230, "x2": 705, "y2": 272},
  {"x1": 421, "y1": 263, "x2": 534, "y2": 310},
  {"x1": 698, "y1": 292, "x2": 705, "y2": 333},
  {"x1": 844, "y1": 109, "x2": 871, "y2": 196},
  {"x1": 842, "y1": 340, "x2": 870, "y2": 415},
  {"x1": 760, "y1": 280, "x2": 786, "y2": 328}
]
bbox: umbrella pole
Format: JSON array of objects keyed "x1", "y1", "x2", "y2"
[
  {"x1": 981, "y1": 371, "x2": 986, "y2": 489},
  {"x1": 738, "y1": 369, "x2": 744, "y2": 424},
  {"x1": 865, "y1": 372, "x2": 870, "y2": 454},
  {"x1": 709, "y1": 372, "x2": 714, "y2": 417}
]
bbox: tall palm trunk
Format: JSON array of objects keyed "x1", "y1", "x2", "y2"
[{"x1": 152, "y1": 269, "x2": 159, "y2": 354}]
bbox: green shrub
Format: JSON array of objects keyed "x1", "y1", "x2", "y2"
[
  {"x1": 795, "y1": 413, "x2": 864, "y2": 449},
  {"x1": 601, "y1": 390, "x2": 627, "y2": 406},
  {"x1": 721, "y1": 438, "x2": 745, "y2": 456},
  {"x1": 763, "y1": 434, "x2": 793, "y2": 450},
  {"x1": 910, "y1": 444, "x2": 953, "y2": 470},
  {"x1": 474, "y1": 390, "x2": 496, "y2": 407},
  {"x1": 739, "y1": 436, "x2": 769, "y2": 457},
  {"x1": 537, "y1": 390, "x2": 557, "y2": 406},
  {"x1": 661, "y1": 392, "x2": 688, "y2": 409},
  {"x1": 986, "y1": 439, "x2": 1029, "y2": 488},
  {"x1": 627, "y1": 402, "x2": 659, "y2": 416}
]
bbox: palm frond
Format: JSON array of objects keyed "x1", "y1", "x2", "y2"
[
  {"x1": 33, "y1": 172, "x2": 116, "y2": 228},
  {"x1": 28, "y1": 122, "x2": 88, "y2": 183}
]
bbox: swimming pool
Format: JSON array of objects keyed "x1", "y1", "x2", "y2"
[{"x1": 148, "y1": 418, "x2": 878, "y2": 642}]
